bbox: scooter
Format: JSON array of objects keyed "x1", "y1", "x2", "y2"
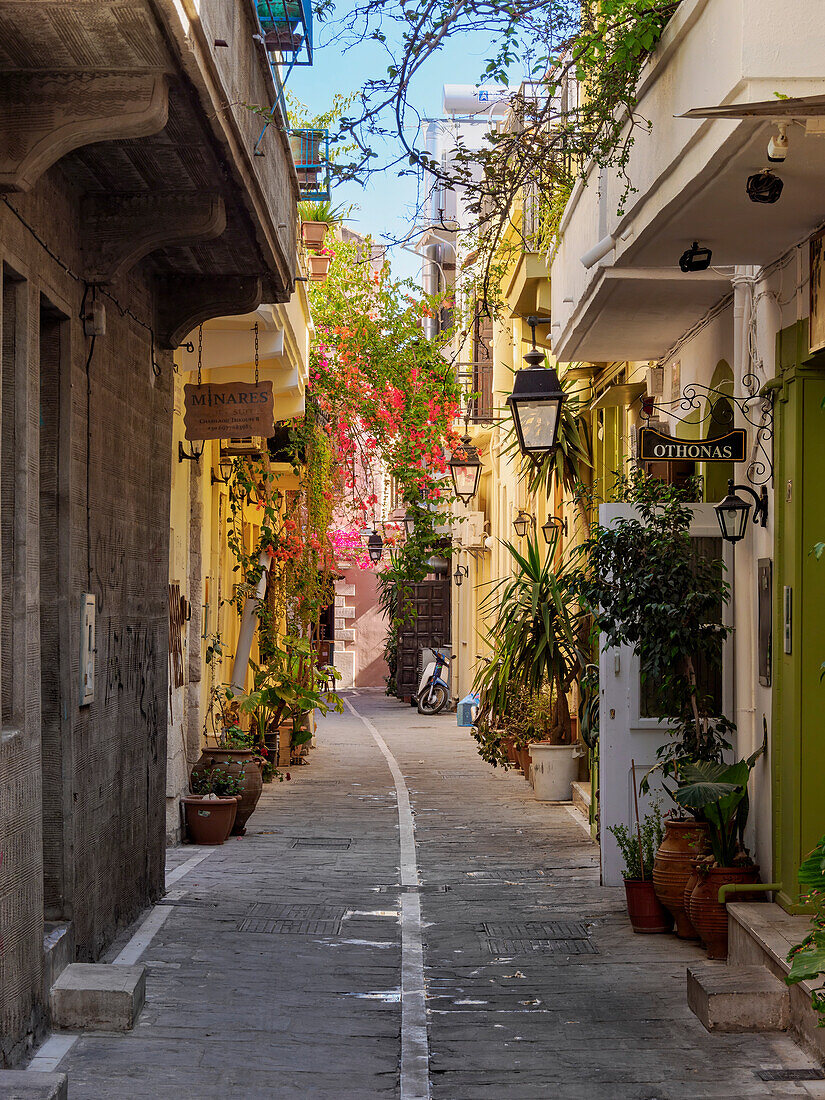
[{"x1": 414, "y1": 649, "x2": 454, "y2": 715}]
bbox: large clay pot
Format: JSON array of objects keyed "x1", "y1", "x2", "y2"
[
  {"x1": 503, "y1": 736, "x2": 519, "y2": 768},
  {"x1": 191, "y1": 749, "x2": 263, "y2": 835},
  {"x1": 683, "y1": 863, "x2": 701, "y2": 917},
  {"x1": 688, "y1": 865, "x2": 761, "y2": 959},
  {"x1": 623, "y1": 879, "x2": 673, "y2": 934},
  {"x1": 182, "y1": 796, "x2": 238, "y2": 845},
  {"x1": 652, "y1": 820, "x2": 711, "y2": 939},
  {"x1": 515, "y1": 746, "x2": 532, "y2": 779}
]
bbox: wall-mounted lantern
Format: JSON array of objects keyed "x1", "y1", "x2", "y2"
[
  {"x1": 714, "y1": 479, "x2": 768, "y2": 543},
  {"x1": 541, "y1": 515, "x2": 568, "y2": 544},
  {"x1": 513, "y1": 510, "x2": 535, "y2": 538},
  {"x1": 367, "y1": 531, "x2": 384, "y2": 563},
  {"x1": 449, "y1": 435, "x2": 482, "y2": 504},
  {"x1": 453, "y1": 564, "x2": 469, "y2": 587},
  {"x1": 507, "y1": 317, "x2": 566, "y2": 460}
]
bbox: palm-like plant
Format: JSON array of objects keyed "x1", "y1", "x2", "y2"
[{"x1": 473, "y1": 532, "x2": 585, "y2": 742}]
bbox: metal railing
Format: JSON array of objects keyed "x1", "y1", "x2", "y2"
[
  {"x1": 254, "y1": 0, "x2": 313, "y2": 65},
  {"x1": 288, "y1": 128, "x2": 330, "y2": 200},
  {"x1": 457, "y1": 361, "x2": 494, "y2": 422}
]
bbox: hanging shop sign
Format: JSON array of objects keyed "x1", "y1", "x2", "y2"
[
  {"x1": 184, "y1": 381, "x2": 275, "y2": 441},
  {"x1": 639, "y1": 427, "x2": 747, "y2": 463}
]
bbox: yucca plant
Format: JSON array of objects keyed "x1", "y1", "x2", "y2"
[
  {"x1": 296, "y1": 199, "x2": 349, "y2": 224},
  {"x1": 473, "y1": 531, "x2": 585, "y2": 743}
]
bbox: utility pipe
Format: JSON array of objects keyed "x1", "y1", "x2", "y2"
[
  {"x1": 718, "y1": 881, "x2": 781, "y2": 904},
  {"x1": 229, "y1": 548, "x2": 272, "y2": 692}
]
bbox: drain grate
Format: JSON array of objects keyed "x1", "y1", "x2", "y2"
[
  {"x1": 480, "y1": 920, "x2": 597, "y2": 956},
  {"x1": 376, "y1": 884, "x2": 451, "y2": 894},
  {"x1": 237, "y1": 916, "x2": 342, "y2": 935},
  {"x1": 291, "y1": 838, "x2": 352, "y2": 850},
  {"x1": 247, "y1": 903, "x2": 344, "y2": 920},
  {"x1": 485, "y1": 937, "x2": 598, "y2": 955},
  {"x1": 755, "y1": 1069, "x2": 825, "y2": 1081}
]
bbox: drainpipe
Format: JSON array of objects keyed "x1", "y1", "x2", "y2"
[{"x1": 229, "y1": 549, "x2": 272, "y2": 693}]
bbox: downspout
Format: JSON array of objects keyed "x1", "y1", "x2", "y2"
[{"x1": 229, "y1": 548, "x2": 273, "y2": 692}]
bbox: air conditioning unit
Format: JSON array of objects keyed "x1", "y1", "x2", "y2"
[
  {"x1": 455, "y1": 511, "x2": 486, "y2": 548},
  {"x1": 221, "y1": 437, "x2": 266, "y2": 457}
]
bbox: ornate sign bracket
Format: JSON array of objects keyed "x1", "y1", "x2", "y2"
[{"x1": 636, "y1": 374, "x2": 774, "y2": 486}]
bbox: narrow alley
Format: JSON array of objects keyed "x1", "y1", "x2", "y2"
[{"x1": 32, "y1": 693, "x2": 821, "y2": 1099}]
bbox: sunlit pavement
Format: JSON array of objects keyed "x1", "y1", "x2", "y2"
[{"x1": 53, "y1": 690, "x2": 821, "y2": 1098}]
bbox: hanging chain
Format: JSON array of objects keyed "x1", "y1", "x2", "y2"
[
  {"x1": 254, "y1": 321, "x2": 259, "y2": 385},
  {"x1": 197, "y1": 324, "x2": 203, "y2": 387}
]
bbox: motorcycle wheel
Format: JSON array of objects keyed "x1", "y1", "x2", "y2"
[{"x1": 417, "y1": 683, "x2": 449, "y2": 715}]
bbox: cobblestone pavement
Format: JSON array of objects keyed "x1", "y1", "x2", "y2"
[{"x1": 50, "y1": 691, "x2": 822, "y2": 1099}]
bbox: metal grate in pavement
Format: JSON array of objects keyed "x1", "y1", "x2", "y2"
[
  {"x1": 376, "y1": 884, "x2": 451, "y2": 893},
  {"x1": 291, "y1": 838, "x2": 352, "y2": 849},
  {"x1": 480, "y1": 920, "x2": 597, "y2": 956},
  {"x1": 237, "y1": 916, "x2": 342, "y2": 935},
  {"x1": 467, "y1": 870, "x2": 549, "y2": 881},
  {"x1": 756, "y1": 1069, "x2": 825, "y2": 1081},
  {"x1": 484, "y1": 937, "x2": 598, "y2": 956},
  {"x1": 248, "y1": 903, "x2": 344, "y2": 920}
]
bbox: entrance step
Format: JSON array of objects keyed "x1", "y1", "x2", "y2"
[
  {"x1": 42, "y1": 923, "x2": 74, "y2": 997},
  {"x1": 571, "y1": 781, "x2": 591, "y2": 816},
  {"x1": 0, "y1": 1071, "x2": 67, "y2": 1099},
  {"x1": 727, "y1": 902, "x2": 825, "y2": 1061},
  {"x1": 50, "y1": 963, "x2": 146, "y2": 1031},
  {"x1": 687, "y1": 962, "x2": 789, "y2": 1032}
]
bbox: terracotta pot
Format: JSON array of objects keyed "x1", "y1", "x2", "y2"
[
  {"x1": 688, "y1": 865, "x2": 761, "y2": 959},
  {"x1": 182, "y1": 796, "x2": 238, "y2": 845},
  {"x1": 301, "y1": 221, "x2": 328, "y2": 248},
  {"x1": 623, "y1": 878, "x2": 673, "y2": 934},
  {"x1": 683, "y1": 863, "x2": 701, "y2": 917},
  {"x1": 503, "y1": 736, "x2": 519, "y2": 767},
  {"x1": 308, "y1": 253, "x2": 331, "y2": 280},
  {"x1": 515, "y1": 746, "x2": 531, "y2": 778},
  {"x1": 652, "y1": 820, "x2": 711, "y2": 939},
  {"x1": 190, "y1": 749, "x2": 263, "y2": 835}
]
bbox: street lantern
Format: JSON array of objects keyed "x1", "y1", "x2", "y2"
[
  {"x1": 367, "y1": 530, "x2": 384, "y2": 563},
  {"x1": 453, "y1": 564, "x2": 469, "y2": 587},
  {"x1": 541, "y1": 515, "x2": 568, "y2": 544},
  {"x1": 449, "y1": 435, "x2": 482, "y2": 504},
  {"x1": 403, "y1": 511, "x2": 416, "y2": 538},
  {"x1": 513, "y1": 510, "x2": 534, "y2": 538},
  {"x1": 714, "y1": 479, "x2": 768, "y2": 543},
  {"x1": 506, "y1": 346, "x2": 566, "y2": 460}
]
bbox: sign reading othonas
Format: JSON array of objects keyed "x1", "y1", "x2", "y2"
[
  {"x1": 184, "y1": 381, "x2": 275, "y2": 441},
  {"x1": 639, "y1": 428, "x2": 747, "y2": 463}
]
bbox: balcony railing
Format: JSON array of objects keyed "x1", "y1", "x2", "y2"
[
  {"x1": 289, "y1": 128, "x2": 330, "y2": 200},
  {"x1": 457, "y1": 361, "x2": 494, "y2": 423},
  {"x1": 255, "y1": 0, "x2": 313, "y2": 65}
]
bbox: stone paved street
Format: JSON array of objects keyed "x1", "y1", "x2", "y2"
[{"x1": 47, "y1": 692, "x2": 823, "y2": 1098}]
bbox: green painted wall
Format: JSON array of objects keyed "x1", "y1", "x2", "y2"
[{"x1": 773, "y1": 320, "x2": 825, "y2": 909}]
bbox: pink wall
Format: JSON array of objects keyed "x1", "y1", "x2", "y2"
[{"x1": 338, "y1": 567, "x2": 388, "y2": 687}]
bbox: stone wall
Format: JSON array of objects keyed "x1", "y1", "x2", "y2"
[{"x1": 0, "y1": 167, "x2": 172, "y2": 1064}]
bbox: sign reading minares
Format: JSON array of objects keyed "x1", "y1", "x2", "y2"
[
  {"x1": 184, "y1": 381, "x2": 275, "y2": 441},
  {"x1": 639, "y1": 427, "x2": 747, "y2": 463}
]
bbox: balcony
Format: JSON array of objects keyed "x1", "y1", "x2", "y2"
[
  {"x1": 289, "y1": 129, "x2": 331, "y2": 200},
  {"x1": 551, "y1": 0, "x2": 825, "y2": 363}
]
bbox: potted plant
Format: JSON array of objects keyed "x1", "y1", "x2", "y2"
[
  {"x1": 473, "y1": 532, "x2": 585, "y2": 800},
  {"x1": 608, "y1": 800, "x2": 672, "y2": 934},
  {"x1": 191, "y1": 692, "x2": 264, "y2": 835},
  {"x1": 675, "y1": 753, "x2": 763, "y2": 958},
  {"x1": 297, "y1": 200, "x2": 347, "y2": 250},
  {"x1": 786, "y1": 833, "x2": 825, "y2": 1023},
  {"x1": 183, "y1": 765, "x2": 243, "y2": 845},
  {"x1": 308, "y1": 250, "x2": 332, "y2": 281}
]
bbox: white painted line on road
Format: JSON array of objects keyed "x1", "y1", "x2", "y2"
[
  {"x1": 165, "y1": 848, "x2": 212, "y2": 887},
  {"x1": 26, "y1": 1032, "x2": 78, "y2": 1073},
  {"x1": 345, "y1": 698, "x2": 430, "y2": 1100}
]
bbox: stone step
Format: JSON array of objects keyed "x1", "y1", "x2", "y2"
[
  {"x1": 687, "y1": 962, "x2": 789, "y2": 1032},
  {"x1": 42, "y1": 922, "x2": 74, "y2": 998},
  {"x1": 0, "y1": 1071, "x2": 67, "y2": 1099},
  {"x1": 571, "y1": 781, "x2": 591, "y2": 816},
  {"x1": 50, "y1": 963, "x2": 146, "y2": 1031}
]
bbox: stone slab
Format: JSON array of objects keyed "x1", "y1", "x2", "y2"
[
  {"x1": 42, "y1": 923, "x2": 74, "y2": 997},
  {"x1": 50, "y1": 964, "x2": 145, "y2": 1031},
  {"x1": 687, "y1": 963, "x2": 789, "y2": 1032},
  {"x1": 0, "y1": 1072, "x2": 67, "y2": 1099}
]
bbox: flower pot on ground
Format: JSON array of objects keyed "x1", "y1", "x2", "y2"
[
  {"x1": 652, "y1": 819, "x2": 711, "y2": 939},
  {"x1": 623, "y1": 879, "x2": 673, "y2": 934},
  {"x1": 182, "y1": 796, "x2": 238, "y2": 845},
  {"x1": 608, "y1": 802, "x2": 672, "y2": 933},
  {"x1": 688, "y1": 864, "x2": 761, "y2": 958},
  {"x1": 190, "y1": 749, "x2": 262, "y2": 836},
  {"x1": 515, "y1": 745, "x2": 532, "y2": 778},
  {"x1": 529, "y1": 742, "x2": 578, "y2": 801}
]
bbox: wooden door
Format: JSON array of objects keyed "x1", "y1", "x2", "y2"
[{"x1": 396, "y1": 577, "x2": 451, "y2": 701}]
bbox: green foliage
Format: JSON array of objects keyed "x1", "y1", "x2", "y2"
[
  {"x1": 786, "y1": 834, "x2": 825, "y2": 1026},
  {"x1": 673, "y1": 751, "x2": 763, "y2": 867},
  {"x1": 297, "y1": 199, "x2": 350, "y2": 224},
  {"x1": 608, "y1": 799, "x2": 666, "y2": 880},
  {"x1": 473, "y1": 532, "x2": 585, "y2": 744},
  {"x1": 190, "y1": 765, "x2": 244, "y2": 798},
  {"x1": 577, "y1": 469, "x2": 733, "y2": 784}
]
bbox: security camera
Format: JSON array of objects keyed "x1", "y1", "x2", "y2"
[{"x1": 767, "y1": 125, "x2": 788, "y2": 163}]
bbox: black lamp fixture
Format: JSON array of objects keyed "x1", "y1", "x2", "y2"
[
  {"x1": 403, "y1": 510, "x2": 416, "y2": 538},
  {"x1": 211, "y1": 452, "x2": 235, "y2": 485},
  {"x1": 506, "y1": 316, "x2": 566, "y2": 460},
  {"x1": 678, "y1": 241, "x2": 712, "y2": 273},
  {"x1": 367, "y1": 530, "x2": 384, "y2": 563},
  {"x1": 449, "y1": 434, "x2": 483, "y2": 504},
  {"x1": 453, "y1": 563, "x2": 469, "y2": 587},
  {"x1": 746, "y1": 169, "x2": 783, "y2": 204},
  {"x1": 513, "y1": 509, "x2": 535, "y2": 538},
  {"x1": 714, "y1": 478, "x2": 769, "y2": 543},
  {"x1": 541, "y1": 515, "x2": 568, "y2": 544}
]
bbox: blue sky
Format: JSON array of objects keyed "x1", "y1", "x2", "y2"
[{"x1": 289, "y1": 18, "x2": 519, "y2": 281}]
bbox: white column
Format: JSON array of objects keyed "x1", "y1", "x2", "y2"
[{"x1": 229, "y1": 549, "x2": 272, "y2": 693}]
